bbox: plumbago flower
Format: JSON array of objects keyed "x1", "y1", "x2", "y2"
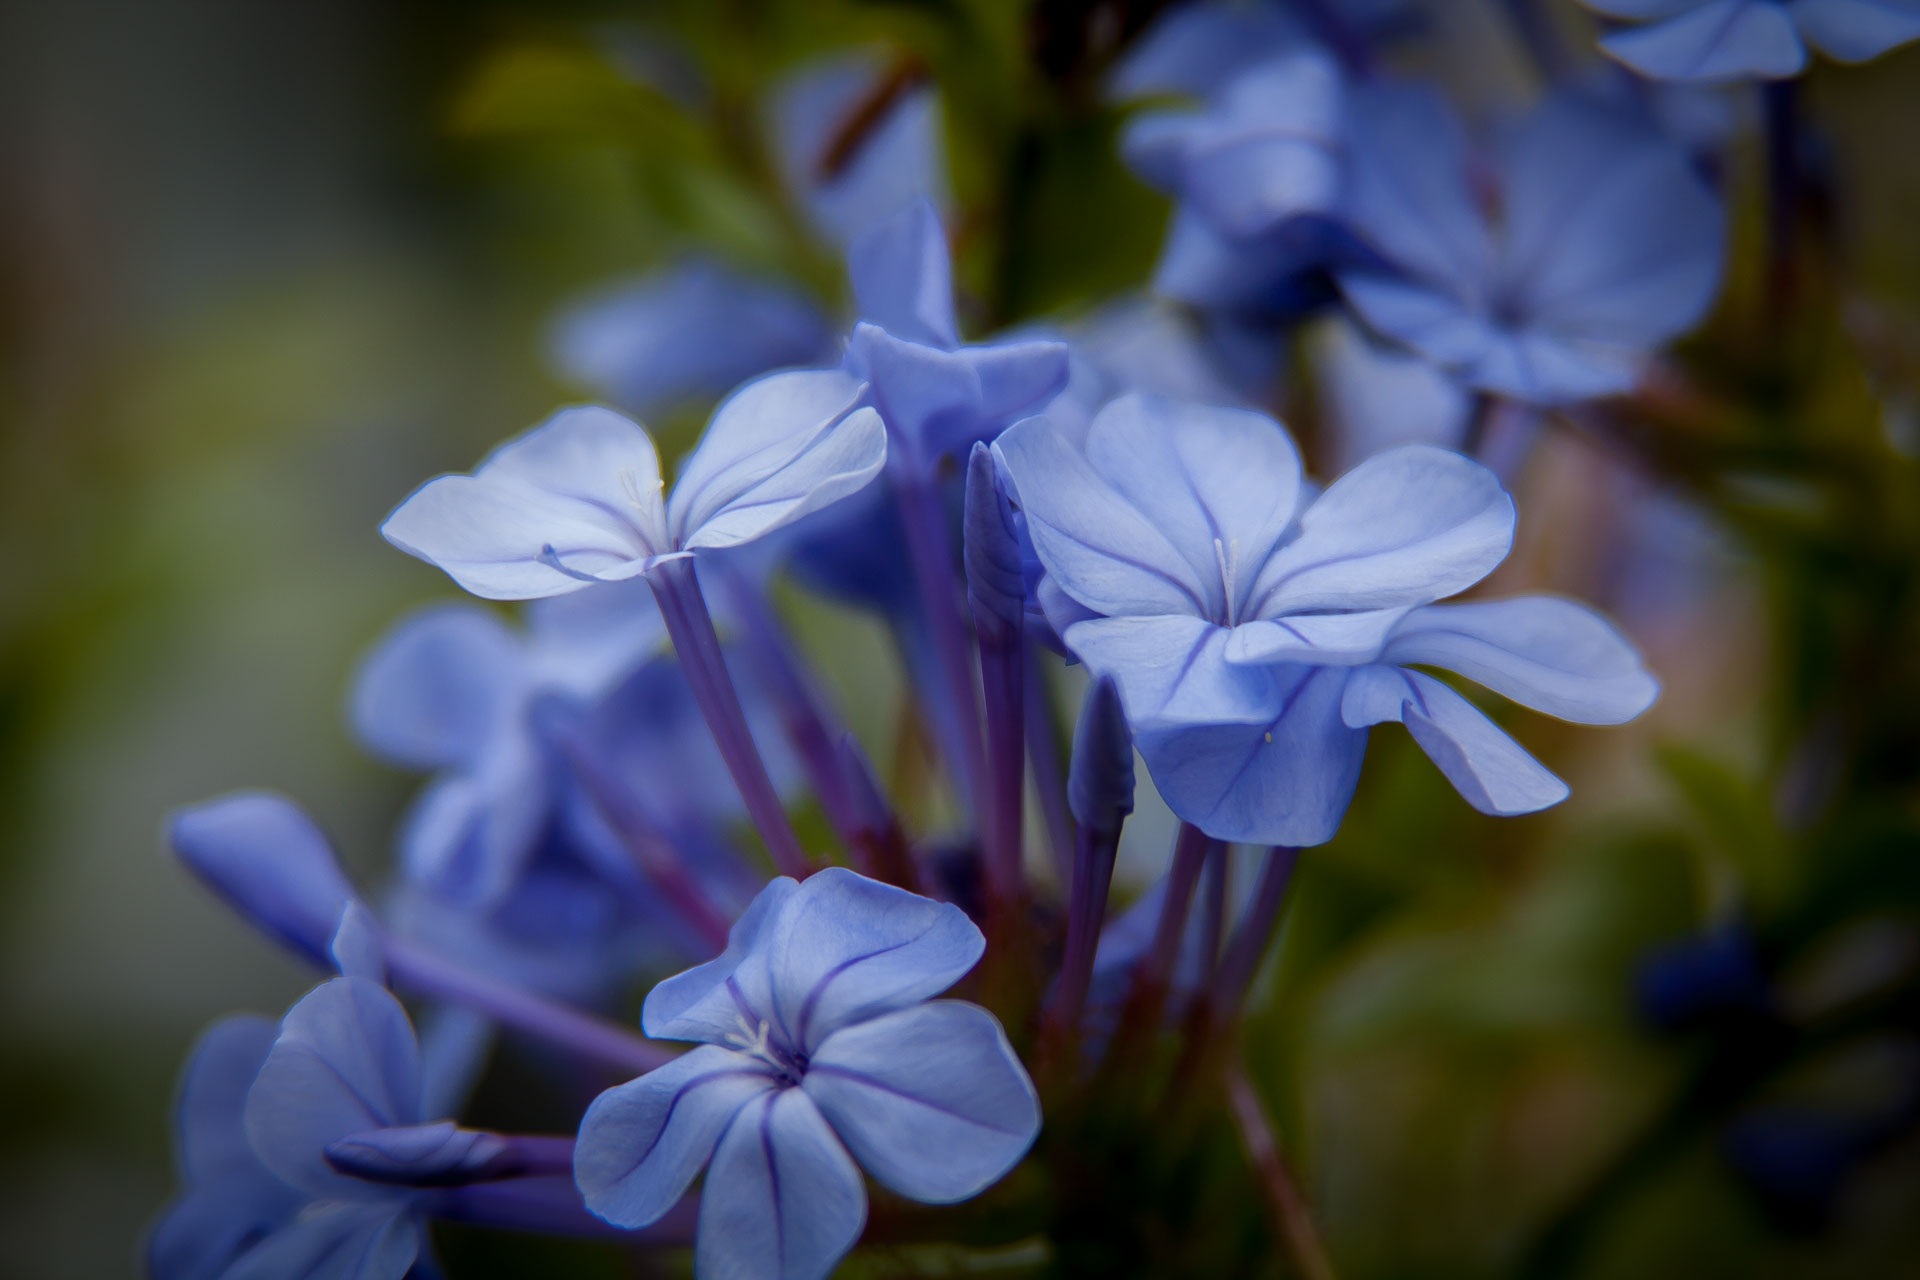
[
  {"x1": 995, "y1": 393, "x2": 1659, "y2": 846},
  {"x1": 574, "y1": 868, "x2": 1040, "y2": 1280},
  {"x1": 1581, "y1": 0, "x2": 1920, "y2": 82},
  {"x1": 1336, "y1": 89, "x2": 1725, "y2": 407},
  {"x1": 381, "y1": 371, "x2": 883, "y2": 599}
]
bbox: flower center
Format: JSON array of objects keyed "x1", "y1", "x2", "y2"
[{"x1": 723, "y1": 1012, "x2": 807, "y2": 1083}]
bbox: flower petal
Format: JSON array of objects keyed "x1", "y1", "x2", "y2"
[
  {"x1": 761, "y1": 867, "x2": 984, "y2": 1052},
  {"x1": 1792, "y1": 0, "x2": 1920, "y2": 63},
  {"x1": 246, "y1": 978, "x2": 422, "y2": 1201},
  {"x1": 1598, "y1": 0, "x2": 1806, "y2": 82},
  {"x1": 574, "y1": 1044, "x2": 779, "y2": 1229},
  {"x1": 169, "y1": 793, "x2": 361, "y2": 969},
  {"x1": 1224, "y1": 609, "x2": 1410, "y2": 666},
  {"x1": 643, "y1": 878, "x2": 800, "y2": 1043},
  {"x1": 1134, "y1": 664, "x2": 1368, "y2": 845},
  {"x1": 1084, "y1": 394, "x2": 1304, "y2": 621},
  {"x1": 849, "y1": 198, "x2": 959, "y2": 348},
  {"x1": 805, "y1": 1001, "x2": 1039, "y2": 1203},
  {"x1": 994, "y1": 417, "x2": 1209, "y2": 617},
  {"x1": 669, "y1": 369, "x2": 886, "y2": 551},
  {"x1": 1248, "y1": 445, "x2": 1513, "y2": 615},
  {"x1": 221, "y1": 1202, "x2": 419, "y2": 1280},
  {"x1": 1383, "y1": 597, "x2": 1660, "y2": 723},
  {"x1": 350, "y1": 605, "x2": 525, "y2": 772},
  {"x1": 1181, "y1": 52, "x2": 1346, "y2": 241},
  {"x1": 1065, "y1": 615, "x2": 1277, "y2": 728},
  {"x1": 382, "y1": 407, "x2": 668, "y2": 600},
  {"x1": 696, "y1": 1090, "x2": 866, "y2": 1280},
  {"x1": 1340, "y1": 666, "x2": 1569, "y2": 814},
  {"x1": 1342, "y1": 82, "x2": 1491, "y2": 301}
]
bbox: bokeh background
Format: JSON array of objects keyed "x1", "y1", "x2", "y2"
[{"x1": 4, "y1": 1, "x2": 1919, "y2": 1276}]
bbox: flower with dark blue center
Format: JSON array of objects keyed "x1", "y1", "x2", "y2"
[
  {"x1": 1336, "y1": 89, "x2": 1725, "y2": 406},
  {"x1": 381, "y1": 370, "x2": 884, "y2": 599},
  {"x1": 574, "y1": 868, "x2": 1040, "y2": 1280},
  {"x1": 995, "y1": 393, "x2": 1659, "y2": 845},
  {"x1": 1582, "y1": 1, "x2": 1920, "y2": 82}
]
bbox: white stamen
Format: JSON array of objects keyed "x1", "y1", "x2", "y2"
[
  {"x1": 723, "y1": 1013, "x2": 783, "y2": 1071},
  {"x1": 1214, "y1": 536, "x2": 1241, "y2": 627}
]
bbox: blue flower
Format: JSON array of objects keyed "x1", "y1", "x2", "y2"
[
  {"x1": 995, "y1": 393, "x2": 1659, "y2": 845},
  {"x1": 842, "y1": 200, "x2": 1070, "y2": 473},
  {"x1": 381, "y1": 370, "x2": 885, "y2": 599},
  {"x1": 574, "y1": 868, "x2": 1040, "y2": 1280},
  {"x1": 150, "y1": 977, "x2": 440, "y2": 1280},
  {"x1": 1582, "y1": 0, "x2": 1920, "y2": 83},
  {"x1": 550, "y1": 259, "x2": 834, "y2": 418},
  {"x1": 1336, "y1": 89, "x2": 1725, "y2": 406}
]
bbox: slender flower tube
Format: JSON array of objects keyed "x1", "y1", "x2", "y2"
[
  {"x1": 965, "y1": 442, "x2": 1029, "y2": 902},
  {"x1": 1046, "y1": 675, "x2": 1134, "y2": 1051}
]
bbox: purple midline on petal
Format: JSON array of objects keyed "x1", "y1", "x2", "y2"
[
  {"x1": 792, "y1": 934, "x2": 928, "y2": 1050},
  {"x1": 608, "y1": 1069, "x2": 777, "y2": 1186},
  {"x1": 804, "y1": 1065, "x2": 1030, "y2": 1135}
]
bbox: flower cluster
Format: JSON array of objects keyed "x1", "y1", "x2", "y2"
[{"x1": 149, "y1": 0, "x2": 1918, "y2": 1274}]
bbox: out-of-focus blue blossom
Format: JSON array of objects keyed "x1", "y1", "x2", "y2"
[
  {"x1": 1310, "y1": 316, "x2": 1471, "y2": 470},
  {"x1": 1583, "y1": 0, "x2": 1920, "y2": 83},
  {"x1": 549, "y1": 260, "x2": 834, "y2": 418},
  {"x1": 170, "y1": 793, "x2": 363, "y2": 969},
  {"x1": 382, "y1": 371, "x2": 885, "y2": 599},
  {"x1": 1336, "y1": 90, "x2": 1725, "y2": 406},
  {"x1": 1635, "y1": 922, "x2": 1774, "y2": 1031},
  {"x1": 574, "y1": 868, "x2": 1039, "y2": 1280},
  {"x1": 771, "y1": 53, "x2": 947, "y2": 248},
  {"x1": 148, "y1": 1018, "x2": 306, "y2": 1280},
  {"x1": 996, "y1": 394, "x2": 1659, "y2": 845},
  {"x1": 843, "y1": 200, "x2": 1070, "y2": 475},
  {"x1": 1107, "y1": 2, "x2": 1299, "y2": 100}
]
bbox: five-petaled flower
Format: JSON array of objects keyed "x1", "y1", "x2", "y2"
[
  {"x1": 380, "y1": 369, "x2": 886, "y2": 600},
  {"x1": 574, "y1": 867, "x2": 1040, "y2": 1280},
  {"x1": 996, "y1": 392, "x2": 1659, "y2": 846}
]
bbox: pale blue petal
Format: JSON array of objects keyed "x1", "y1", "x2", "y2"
[
  {"x1": 1382, "y1": 597, "x2": 1661, "y2": 723},
  {"x1": 1341, "y1": 666, "x2": 1569, "y2": 814},
  {"x1": 1065, "y1": 616, "x2": 1278, "y2": 729},
  {"x1": 696, "y1": 1090, "x2": 866, "y2": 1280},
  {"x1": 1585, "y1": 0, "x2": 1707, "y2": 16},
  {"x1": 763, "y1": 867, "x2": 984, "y2": 1052},
  {"x1": 1107, "y1": 2, "x2": 1299, "y2": 100},
  {"x1": 1181, "y1": 52, "x2": 1345, "y2": 240},
  {"x1": 1599, "y1": 1, "x2": 1806, "y2": 81},
  {"x1": 524, "y1": 577, "x2": 666, "y2": 698},
  {"x1": 1136, "y1": 664, "x2": 1367, "y2": 845},
  {"x1": 669, "y1": 370, "x2": 885, "y2": 551},
  {"x1": 1224, "y1": 608, "x2": 1410, "y2": 666},
  {"x1": 1249, "y1": 445, "x2": 1514, "y2": 615},
  {"x1": 1153, "y1": 205, "x2": 1319, "y2": 311},
  {"x1": 994, "y1": 418, "x2": 1209, "y2": 617},
  {"x1": 549, "y1": 260, "x2": 831, "y2": 416},
  {"x1": 246, "y1": 977, "x2": 422, "y2": 1200},
  {"x1": 850, "y1": 198, "x2": 958, "y2": 348},
  {"x1": 350, "y1": 606, "x2": 524, "y2": 771},
  {"x1": 1342, "y1": 83, "x2": 1491, "y2": 302},
  {"x1": 395, "y1": 741, "x2": 548, "y2": 907},
  {"x1": 573, "y1": 1044, "x2": 778, "y2": 1228},
  {"x1": 1338, "y1": 273, "x2": 1499, "y2": 369},
  {"x1": 381, "y1": 407, "x2": 669, "y2": 600},
  {"x1": 643, "y1": 878, "x2": 799, "y2": 1043},
  {"x1": 1464, "y1": 330, "x2": 1642, "y2": 405},
  {"x1": 1084, "y1": 394, "x2": 1304, "y2": 622},
  {"x1": 330, "y1": 905, "x2": 387, "y2": 984},
  {"x1": 1498, "y1": 96, "x2": 1724, "y2": 348},
  {"x1": 169, "y1": 793, "x2": 360, "y2": 969},
  {"x1": 222, "y1": 1202, "x2": 419, "y2": 1280},
  {"x1": 847, "y1": 324, "x2": 984, "y2": 462},
  {"x1": 1310, "y1": 318, "x2": 1470, "y2": 470},
  {"x1": 963, "y1": 338, "x2": 1071, "y2": 435},
  {"x1": 771, "y1": 54, "x2": 946, "y2": 247},
  {"x1": 1121, "y1": 109, "x2": 1201, "y2": 190},
  {"x1": 805, "y1": 1001, "x2": 1039, "y2": 1203},
  {"x1": 1791, "y1": 0, "x2": 1920, "y2": 61},
  {"x1": 415, "y1": 1006, "x2": 495, "y2": 1121}
]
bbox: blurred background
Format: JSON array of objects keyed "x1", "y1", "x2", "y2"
[{"x1": 3, "y1": 1, "x2": 1919, "y2": 1276}]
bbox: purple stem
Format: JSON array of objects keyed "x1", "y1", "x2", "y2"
[
  {"x1": 711, "y1": 561, "x2": 864, "y2": 852},
  {"x1": 550, "y1": 728, "x2": 733, "y2": 951},
  {"x1": 891, "y1": 467, "x2": 988, "y2": 824},
  {"x1": 1025, "y1": 652, "x2": 1076, "y2": 885},
  {"x1": 978, "y1": 638, "x2": 1025, "y2": 903},
  {"x1": 837, "y1": 730, "x2": 919, "y2": 888},
  {"x1": 1197, "y1": 841, "x2": 1229, "y2": 975},
  {"x1": 383, "y1": 937, "x2": 673, "y2": 1077},
  {"x1": 1208, "y1": 846, "x2": 1300, "y2": 1021},
  {"x1": 649, "y1": 557, "x2": 809, "y2": 878},
  {"x1": 1045, "y1": 817, "x2": 1122, "y2": 1046},
  {"x1": 1225, "y1": 1065, "x2": 1339, "y2": 1280},
  {"x1": 432, "y1": 1176, "x2": 697, "y2": 1242},
  {"x1": 1104, "y1": 822, "x2": 1211, "y2": 1067}
]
